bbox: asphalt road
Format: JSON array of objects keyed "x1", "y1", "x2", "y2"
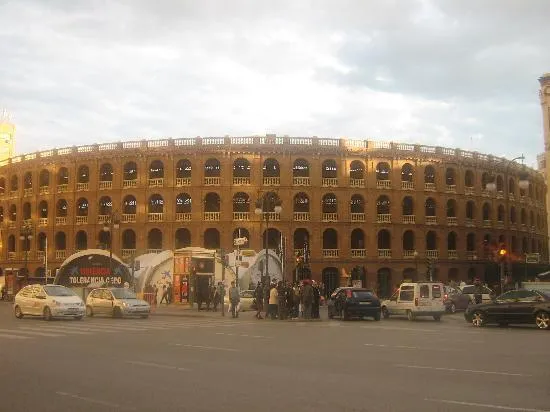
[{"x1": 0, "y1": 303, "x2": 548, "y2": 412}]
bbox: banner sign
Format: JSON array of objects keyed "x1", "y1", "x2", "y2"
[{"x1": 54, "y1": 253, "x2": 132, "y2": 287}]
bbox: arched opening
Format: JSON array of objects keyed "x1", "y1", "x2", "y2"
[
  {"x1": 447, "y1": 199, "x2": 457, "y2": 217},
  {"x1": 262, "y1": 228, "x2": 281, "y2": 250},
  {"x1": 322, "y1": 267, "x2": 339, "y2": 298},
  {"x1": 350, "y1": 228, "x2": 365, "y2": 250},
  {"x1": 448, "y1": 232, "x2": 457, "y2": 250},
  {"x1": 445, "y1": 168, "x2": 456, "y2": 186},
  {"x1": 464, "y1": 170, "x2": 474, "y2": 187},
  {"x1": 149, "y1": 160, "x2": 164, "y2": 179},
  {"x1": 350, "y1": 194, "x2": 364, "y2": 213},
  {"x1": 322, "y1": 193, "x2": 338, "y2": 213},
  {"x1": 293, "y1": 193, "x2": 310, "y2": 213},
  {"x1": 77, "y1": 165, "x2": 89, "y2": 183},
  {"x1": 37, "y1": 202, "x2": 48, "y2": 220},
  {"x1": 56, "y1": 199, "x2": 68, "y2": 217},
  {"x1": 466, "y1": 201, "x2": 475, "y2": 219},
  {"x1": 174, "y1": 228, "x2": 191, "y2": 249},
  {"x1": 23, "y1": 202, "x2": 31, "y2": 220},
  {"x1": 376, "y1": 195, "x2": 390, "y2": 214},
  {"x1": 39, "y1": 169, "x2": 50, "y2": 187},
  {"x1": 75, "y1": 231, "x2": 87, "y2": 250},
  {"x1": 37, "y1": 232, "x2": 47, "y2": 251},
  {"x1": 122, "y1": 229, "x2": 136, "y2": 249},
  {"x1": 232, "y1": 228, "x2": 250, "y2": 248},
  {"x1": 175, "y1": 193, "x2": 191, "y2": 213},
  {"x1": 403, "y1": 230, "x2": 415, "y2": 251},
  {"x1": 293, "y1": 228, "x2": 309, "y2": 250},
  {"x1": 377, "y1": 229, "x2": 391, "y2": 249},
  {"x1": 424, "y1": 165, "x2": 435, "y2": 184},
  {"x1": 425, "y1": 198, "x2": 436, "y2": 216},
  {"x1": 496, "y1": 175, "x2": 504, "y2": 192},
  {"x1": 148, "y1": 194, "x2": 164, "y2": 213},
  {"x1": 508, "y1": 177, "x2": 515, "y2": 195},
  {"x1": 0, "y1": 206, "x2": 3, "y2": 223},
  {"x1": 57, "y1": 167, "x2": 69, "y2": 185},
  {"x1": 497, "y1": 205, "x2": 505, "y2": 222},
  {"x1": 426, "y1": 231, "x2": 437, "y2": 250},
  {"x1": 8, "y1": 235, "x2": 15, "y2": 253},
  {"x1": 204, "y1": 193, "x2": 220, "y2": 212},
  {"x1": 0, "y1": 177, "x2": 5, "y2": 194},
  {"x1": 147, "y1": 228, "x2": 163, "y2": 250},
  {"x1": 24, "y1": 172, "x2": 32, "y2": 189},
  {"x1": 401, "y1": 163, "x2": 414, "y2": 182},
  {"x1": 9, "y1": 204, "x2": 16, "y2": 221},
  {"x1": 376, "y1": 162, "x2": 390, "y2": 181},
  {"x1": 10, "y1": 175, "x2": 18, "y2": 191},
  {"x1": 98, "y1": 196, "x2": 112, "y2": 215},
  {"x1": 263, "y1": 158, "x2": 280, "y2": 177},
  {"x1": 232, "y1": 192, "x2": 250, "y2": 212},
  {"x1": 204, "y1": 228, "x2": 220, "y2": 249},
  {"x1": 322, "y1": 228, "x2": 338, "y2": 250},
  {"x1": 98, "y1": 230, "x2": 110, "y2": 250},
  {"x1": 76, "y1": 198, "x2": 89, "y2": 216},
  {"x1": 99, "y1": 163, "x2": 113, "y2": 182},
  {"x1": 123, "y1": 195, "x2": 137, "y2": 214},
  {"x1": 350, "y1": 160, "x2": 365, "y2": 180},
  {"x1": 176, "y1": 159, "x2": 192, "y2": 178},
  {"x1": 293, "y1": 159, "x2": 310, "y2": 177},
  {"x1": 204, "y1": 158, "x2": 221, "y2": 177},
  {"x1": 322, "y1": 159, "x2": 337, "y2": 179},
  {"x1": 466, "y1": 233, "x2": 476, "y2": 252},
  {"x1": 55, "y1": 232, "x2": 66, "y2": 250},
  {"x1": 402, "y1": 196, "x2": 414, "y2": 215},
  {"x1": 482, "y1": 203, "x2": 491, "y2": 221},
  {"x1": 377, "y1": 268, "x2": 392, "y2": 299},
  {"x1": 520, "y1": 209, "x2": 527, "y2": 225},
  {"x1": 233, "y1": 158, "x2": 251, "y2": 177},
  {"x1": 123, "y1": 162, "x2": 137, "y2": 181}
]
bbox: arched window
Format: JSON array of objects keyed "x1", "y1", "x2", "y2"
[
  {"x1": 204, "y1": 193, "x2": 220, "y2": 212},
  {"x1": 10, "y1": 175, "x2": 18, "y2": 191},
  {"x1": 77, "y1": 165, "x2": 89, "y2": 183},
  {"x1": 445, "y1": 168, "x2": 456, "y2": 186},
  {"x1": 376, "y1": 162, "x2": 390, "y2": 181},
  {"x1": 377, "y1": 229, "x2": 391, "y2": 249},
  {"x1": 9, "y1": 204, "x2": 16, "y2": 221},
  {"x1": 401, "y1": 163, "x2": 414, "y2": 182},
  {"x1": 8, "y1": 235, "x2": 15, "y2": 252},
  {"x1": 76, "y1": 198, "x2": 88, "y2": 216},
  {"x1": 263, "y1": 158, "x2": 280, "y2": 177},
  {"x1": 38, "y1": 201, "x2": 48, "y2": 218},
  {"x1": 497, "y1": 205, "x2": 505, "y2": 222},
  {"x1": 149, "y1": 160, "x2": 164, "y2": 179},
  {"x1": 123, "y1": 195, "x2": 137, "y2": 214},
  {"x1": 322, "y1": 159, "x2": 337, "y2": 179},
  {"x1": 99, "y1": 163, "x2": 113, "y2": 182},
  {"x1": 75, "y1": 231, "x2": 87, "y2": 250},
  {"x1": 24, "y1": 172, "x2": 32, "y2": 189},
  {"x1": 530, "y1": 211, "x2": 535, "y2": 227},
  {"x1": 520, "y1": 209, "x2": 527, "y2": 225},
  {"x1": 233, "y1": 228, "x2": 250, "y2": 248},
  {"x1": 39, "y1": 169, "x2": 50, "y2": 187},
  {"x1": 204, "y1": 228, "x2": 220, "y2": 249},
  {"x1": 175, "y1": 193, "x2": 191, "y2": 213},
  {"x1": 402, "y1": 196, "x2": 414, "y2": 215},
  {"x1": 482, "y1": 203, "x2": 491, "y2": 221},
  {"x1": 293, "y1": 159, "x2": 310, "y2": 177},
  {"x1": 376, "y1": 195, "x2": 390, "y2": 214},
  {"x1": 56, "y1": 199, "x2": 68, "y2": 217},
  {"x1": 466, "y1": 201, "x2": 475, "y2": 219},
  {"x1": 322, "y1": 193, "x2": 338, "y2": 213},
  {"x1": 148, "y1": 194, "x2": 164, "y2": 214},
  {"x1": 232, "y1": 192, "x2": 250, "y2": 212},
  {"x1": 464, "y1": 170, "x2": 474, "y2": 187},
  {"x1": 403, "y1": 230, "x2": 415, "y2": 251},
  {"x1": 446, "y1": 199, "x2": 457, "y2": 217},
  {"x1": 322, "y1": 228, "x2": 338, "y2": 249},
  {"x1": 0, "y1": 206, "x2": 3, "y2": 223},
  {"x1": 55, "y1": 232, "x2": 66, "y2": 250},
  {"x1": 122, "y1": 229, "x2": 136, "y2": 249},
  {"x1": 0, "y1": 177, "x2": 5, "y2": 194},
  {"x1": 123, "y1": 162, "x2": 137, "y2": 181},
  {"x1": 99, "y1": 196, "x2": 112, "y2": 215},
  {"x1": 23, "y1": 202, "x2": 31, "y2": 220},
  {"x1": 425, "y1": 198, "x2": 436, "y2": 217},
  {"x1": 57, "y1": 167, "x2": 69, "y2": 185},
  {"x1": 233, "y1": 158, "x2": 251, "y2": 178},
  {"x1": 466, "y1": 233, "x2": 476, "y2": 251},
  {"x1": 294, "y1": 193, "x2": 310, "y2": 213},
  {"x1": 350, "y1": 194, "x2": 364, "y2": 214},
  {"x1": 508, "y1": 177, "x2": 515, "y2": 196},
  {"x1": 37, "y1": 232, "x2": 47, "y2": 251},
  {"x1": 448, "y1": 232, "x2": 457, "y2": 250},
  {"x1": 204, "y1": 159, "x2": 221, "y2": 177},
  {"x1": 424, "y1": 165, "x2": 435, "y2": 184},
  {"x1": 176, "y1": 159, "x2": 192, "y2": 178},
  {"x1": 175, "y1": 228, "x2": 191, "y2": 249},
  {"x1": 481, "y1": 172, "x2": 491, "y2": 190},
  {"x1": 496, "y1": 175, "x2": 504, "y2": 192},
  {"x1": 426, "y1": 231, "x2": 437, "y2": 250},
  {"x1": 350, "y1": 161, "x2": 365, "y2": 180},
  {"x1": 350, "y1": 228, "x2": 365, "y2": 250},
  {"x1": 147, "y1": 228, "x2": 163, "y2": 250}
]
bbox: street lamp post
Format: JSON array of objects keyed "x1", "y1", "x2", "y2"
[
  {"x1": 102, "y1": 211, "x2": 120, "y2": 276},
  {"x1": 19, "y1": 222, "x2": 33, "y2": 281},
  {"x1": 254, "y1": 194, "x2": 282, "y2": 285},
  {"x1": 413, "y1": 250, "x2": 419, "y2": 280}
]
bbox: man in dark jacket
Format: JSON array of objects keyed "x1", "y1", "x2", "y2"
[
  {"x1": 302, "y1": 280, "x2": 313, "y2": 319},
  {"x1": 254, "y1": 282, "x2": 264, "y2": 319}
]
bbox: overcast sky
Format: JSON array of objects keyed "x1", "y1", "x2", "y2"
[{"x1": 1, "y1": 0, "x2": 549, "y2": 167}]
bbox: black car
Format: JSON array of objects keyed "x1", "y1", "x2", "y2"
[
  {"x1": 464, "y1": 289, "x2": 550, "y2": 330},
  {"x1": 327, "y1": 287, "x2": 381, "y2": 321}
]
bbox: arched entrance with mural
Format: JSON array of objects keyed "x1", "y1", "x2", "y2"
[
  {"x1": 377, "y1": 267, "x2": 392, "y2": 298},
  {"x1": 322, "y1": 267, "x2": 339, "y2": 298}
]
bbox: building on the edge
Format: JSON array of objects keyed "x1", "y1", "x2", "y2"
[
  {"x1": 538, "y1": 73, "x2": 550, "y2": 256},
  {"x1": 0, "y1": 135, "x2": 547, "y2": 298},
  {"x1": 0, "y1": 109, "x2": 16, "y2": 163}
]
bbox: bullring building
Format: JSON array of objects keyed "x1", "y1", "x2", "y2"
[{"x1": 0, "y1": 135, "x2": 547, "y2": 297}]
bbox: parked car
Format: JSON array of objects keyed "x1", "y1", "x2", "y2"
[
  {"x1": 464, "y1": 289, "x2": 550, "y2": 330},
  {"x1": 14, "y1": 284, "x2": 85, "y2": 320},
  {"x1": 381, "y1": 282, "x2": 446, "y2": 321},
  {"x1": 443, "y1": 286, "x2": 470, "y2": 313},
  {"x1": 224, "y1": 289, "x2": 257, "y2": 311},
  {"x1": 86, "y1": 287, "x2": 150, "y2": 318},
  {"x1": 327, "y1": 287, "x2": 381, "y2": 321},
  {"x1": 458, "y1": 284, "x2": 494, "y2": 304}
]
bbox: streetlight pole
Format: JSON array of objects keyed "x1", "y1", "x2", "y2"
[
  {"x1": 413, "y1": 250, "x2": 419, "y2": 280},
  {"x1": 102, "y1": 211, "x2": 120, "y2": 276},
  {"x1": 255, "y1": 193, "x2": 282, "y2": 285},
  {"x1": 19, "y1": 222, "x2": 33, "y2": 281}
]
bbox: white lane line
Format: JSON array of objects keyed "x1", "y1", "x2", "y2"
[
  {"x1": 170, "y1": 343, "x2": 239, "y2": 352},
  {"x1": 215, "y1": 332, "x2": 269, "y2": 338},
  {"x1": 395, "y1": 364, "x2": 531, "y2": 377},
  {"x1": 3, "y1": 328, "x2": 62, "y2": 337},
  {"x1": 25, "y1": 327, "x2": 92, "y2": 335},
  {"x1": 56, "y1": 391, "x2": 136, "y2": 410},
  {"x1": 425, "y1": 398, "x2": 550, "y2": 412},
  {"x1": 0, "y1": 332, "x2": 32, "y2": 340},
  {"x1": 364, "y1": 343, "x2": 459, "y2": 352},
  {"x1": 126, "y1": 360, "x2": 191, "y2": 371}
]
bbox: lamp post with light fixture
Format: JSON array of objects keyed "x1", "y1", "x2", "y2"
[
  {"x1": 254, "y1": 193, "x2": 282, "y2": 285},
  {"x1": 19, "y1": 222, "x2": 33, "y2": 281}
]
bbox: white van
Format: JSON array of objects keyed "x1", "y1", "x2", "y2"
[{"x1": 381, "y1": 282, "x2": 445, "y2": 321}]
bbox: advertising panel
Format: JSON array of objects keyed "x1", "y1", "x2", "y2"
[{"x1": 54, "y1": 253, "x2": 132, "y2": 288}]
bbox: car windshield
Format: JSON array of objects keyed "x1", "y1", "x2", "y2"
[
  {"x1": 44, "y1": 285, "x2": 76, "y2": 297},
  {"x1": 352, "y1": 291, "x2": 374, "y2": 299},
  {"x1": 111, "y1": 289, "x2": 137, "y2": 299}
]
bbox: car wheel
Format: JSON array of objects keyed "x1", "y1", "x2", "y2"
[
  {"x1": 534, "y1": 311, "x2": 550, "y2": 330},
  {"x1": 374, "y1": 311, "x2": 381, "y2": 321},
  {"x1": 433, "y1": 315, "x2": 441, "y2": 321},
  {"x1": 471, "y1": 310, "x2": 485, "y2": 327},
  {"x1": 43, "y1": 307, "x2": 52, "y2": 321},
  {"x1": 74, "y1": 316, "x2": 83, "y2": 320},
  {"x1": 382, "y1": 307, "x2": 390, "y2": 319},
  {"x1": 14, "y1": 305, "x2": 24, "y2": 319},
  {"x1": 407, "y1": 310, "x2": 415, "y2": 321},
  {"x1": 86, "y1": 306, "x2": 94, "y2": 317},
  {"x1": 450, "y1": 303, "x2": 456, "y2": 314},
  {"x1": 113, "y1": 306, "x2": 123, "y2": 318}
]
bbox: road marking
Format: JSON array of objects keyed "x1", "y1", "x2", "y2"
[
  {"x1": 365, "y1": 343, "x2": 459, "y2": 352},
  {"x1": 56, "y1": 391, "x2": 136, "y2": 410},
  {"x1": 425, "y1": 398, "x2": 550, "y2": 411},
  {"x1": 170, "y1": 343, "x2": 239, "y2": 352},
  {"x1": 395, "y1": 364, "x2": 531, "y2": 377},
  {"x1": 125, "y1": 360, "x2": 191, "y2": 371},
  {"x1": 215, "y1": 332, "x2": 269, "y2": 338},
  {"x1": 28, "y1": 327, "x2": 92, "y2": 335},
  {"x1": 0, "y1": 332, "x2": 32, "y2": 340},
  {"x1": 4, "y1": 328, "x2": 63, "y2": 337}
]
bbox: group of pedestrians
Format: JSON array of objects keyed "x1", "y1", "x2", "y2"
[{"x1": 254, "y1": 279, "x2": 322, "y2": 320}]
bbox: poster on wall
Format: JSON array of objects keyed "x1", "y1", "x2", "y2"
[
  {"x1": 54, "y1": 253, "x2": 132, "y2": 288},
  {"x1": 181, "y1": 275, "x2": 189, "y2": 302},
  {"x1": 173, "y1": 274, "x2": 181, "y2": 303},
  {"x1": 352, "y1": 280, "x2": 363, "y2": 288}
]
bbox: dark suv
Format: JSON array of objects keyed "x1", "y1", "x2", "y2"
[{"x1": 327, "y1": 288, "x2": 381, "y2": 321}]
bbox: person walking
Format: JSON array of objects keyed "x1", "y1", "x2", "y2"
[
  {"x1": 228, "y1": 281, "x2": 240, "y2": 318},
  {"x1": 302, "y1": 280, "x2": 313, "y2": 319},
  {"x1": 269, "y1": 282, "x2": 278, "y2": 320},
  {"x1": 217, "y1": 282, "x2": 226, "y2": 313},
  {"x1": 254, "y1": 282, "x2": 264, "y2": 319},
  {"x1": 160, "y1": 284, "x2": 169, "y2": 305}
]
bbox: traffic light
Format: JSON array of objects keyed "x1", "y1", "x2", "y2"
[{"x1": 497, "y1": 244, "x2": 507, "y2": 261}]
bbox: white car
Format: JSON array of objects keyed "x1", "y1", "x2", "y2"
[
  {"x1": 458, "y1": 284, "x2": 494, "y2": 304},
  {"x1": 14, "y1": 284, "x2": 85, "y2": 320},
  {"x1": 381, "y1": 282, "x2": 446, "y2": 321},
  {"x1": 86, "y1": 287, "x2": 151, "y2": 318}
]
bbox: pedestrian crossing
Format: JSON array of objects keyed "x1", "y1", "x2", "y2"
[{"x1": 1, "y1": 318, "x2": 255, "y2": 341}]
